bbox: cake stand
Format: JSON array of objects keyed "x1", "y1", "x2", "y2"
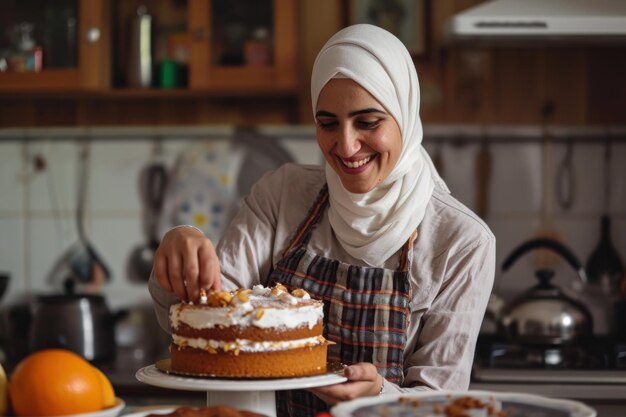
[{"x1": 135, "y1": 360, "x2": 347, "y2": 417}]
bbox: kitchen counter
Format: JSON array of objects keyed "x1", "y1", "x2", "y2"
[
  {"x1": 470, "y1": 381, "x2": 626, "y2": 400},
  {"x1": 100, "y1": 346, "x2": 626, "y2": 414},
  {"x1": 98, "y1": 347, "x2": 205, "y2": 407}
]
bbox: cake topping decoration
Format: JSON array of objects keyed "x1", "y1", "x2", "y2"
[
  {"x1": 279, "y1": 292, "x2": 299, "y2": 305},
  {"x1": 199, "y1": 289, "x2": 208, "y2": 305},
  {"x1": 236, "y1": 291, "x2": 250, "y2": 303},
  {"x1": 230, "y1": 290, "x2": 254, "y2": 313},
  {"x1": 207, "y1": 291, "x2": 232, "y2": 307},
  {"x1": 271, "y1": 283, "x2": 288, "y2": 297},
  {"x1": 252, "y1": 284, "x2": 270, "y2": 296},
  {"x1": 170, "y1": 284, "x2": 324, "y2": 331},
  {"x1": 291, "y1": 288, "x2": 310, "y2": 299}
]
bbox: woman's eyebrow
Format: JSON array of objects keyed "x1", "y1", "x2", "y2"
[
  {"x1": 315, "y1": 108, "x2": 387, "y2": 118},
  {"x1": 315, "y1": 110, "x2": 335, "y2": 118},
  {"x1": 348, "y1": 108, "x2": 387, "y2": 117}
]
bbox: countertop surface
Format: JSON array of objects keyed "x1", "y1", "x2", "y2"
[
  {"x1": 98, "y1": 347, "x2": 204, "y2": 406},
  {"x1": 102, "y1": 345, "x2": 626, "y2": 400},
  {"x1": 469, "y1": 381, "x2": 626, "y2": 400},
  {"x1": 96, "y1": 347, "x2": 626, "y2": 416}
]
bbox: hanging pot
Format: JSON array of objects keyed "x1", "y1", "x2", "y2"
[{"x1": 499, "y1": 238, "x2": 592, "y2": 345}]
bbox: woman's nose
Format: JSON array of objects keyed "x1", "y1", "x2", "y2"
[{"x1": 335, "y1": 125, "x2": 361, "y2": 156}]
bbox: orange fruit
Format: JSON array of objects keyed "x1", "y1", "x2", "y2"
[
  {"x1": 92, "y1": 367, "x2": 116, "y2": 408},
  {"x1": 9, "y1": 349, "x2": 110, "y2": 416}
]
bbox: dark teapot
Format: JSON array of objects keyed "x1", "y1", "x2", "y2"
[{"x1": 499, "y1": 238, "x2": 592, "y2": 345}]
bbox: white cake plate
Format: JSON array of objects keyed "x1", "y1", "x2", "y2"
[{"x1": 135, "y1": 360, "x2": 347, "y2": 417}]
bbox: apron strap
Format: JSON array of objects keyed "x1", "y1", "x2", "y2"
[
  {"x1": 398, "y1": 230, "x2": 417, "y2": 272},
  {"x1": 281, "y1": 185, "x2": 329, "y2": 258}
]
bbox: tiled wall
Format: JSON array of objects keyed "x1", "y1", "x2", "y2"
[
  {"x1": 0, "y1": 126, "x2": 322, "y2": 310},
  {"x1": 0, "y1": 125, "x2": 625, "y2": 333}
]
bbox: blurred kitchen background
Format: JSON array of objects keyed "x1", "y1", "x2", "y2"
[{"x1": 1, "y1": 0, "x2": 626, "y2": 415}]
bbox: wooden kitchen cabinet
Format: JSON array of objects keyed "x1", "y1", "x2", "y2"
[
  {"x1": 0, "y1": 0, "x2": 110, "y2": 92},
  {"x1": 0, "y1": 0, "x2": 298, "y2": 95},
  {"x1": 0, "y1": 0, "x2": 303, "y2": 126},
  {"x1": 116, "y1": 0, "x2": 299, "y2": 93},
  {"x1": 187, "y1": 0, "x2": 298, "y2": 93},
  {"x1": 113, "y1": 0, "x2": 299, "y2": 97}
]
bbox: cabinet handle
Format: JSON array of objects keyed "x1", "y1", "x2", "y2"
[{"x1": 86, "y1": 27, "x2": 101, "y2": 43}]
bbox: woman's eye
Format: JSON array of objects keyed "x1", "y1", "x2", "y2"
[
  {"x1": 357, "y1": 119, "x2": 380, "y2": 129},
  {"x1": 317, "y1": 120, "x2": 338, "y2": 130}
]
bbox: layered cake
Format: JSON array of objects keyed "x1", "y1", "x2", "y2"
[{"x1": 169, "y1": 283, "x2": 329, "y2": 377}]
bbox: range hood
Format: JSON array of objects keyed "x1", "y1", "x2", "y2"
[{"x1": 448, "y1": 0, "x2": 626, "y2": 43}]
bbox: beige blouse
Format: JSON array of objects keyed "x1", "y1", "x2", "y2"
[{"x1": 149, "y1": 163, "x2": 495, "y2": 394}]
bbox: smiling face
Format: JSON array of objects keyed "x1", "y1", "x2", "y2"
[{"x1": 315, "y1": 78, "x2": 402, "y2": 194}]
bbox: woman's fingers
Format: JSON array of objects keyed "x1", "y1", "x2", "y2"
[
  {"x1": 154, "y1": 254, "x2": 172, "y2": 292},
  {"x1": 309, "y1": 363, "x2": 382, "y2": 404},
  {"x1": 167, "y1": 253, "x2": 188, "y2": 302},
  {"x1": 153, "y1": 226, "x2": 221, "y2": 303},
  {"x1": 345, "y1": 363, "x2": 378, "y2": 383},
  {"x1": 182, "y1": 251, "x2": 200, "y2": 302}
]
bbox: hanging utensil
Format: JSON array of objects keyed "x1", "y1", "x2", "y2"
[
  {"x1": 127, "y1": 141, "x2": 168, "y2": 283},
  {"x1": 555, "y1": 137, "x2": 575, "y2": 211},
  {"x1": 531, "y1": 103, "x2": 562, "y2": 268},
  {"x1": 586, "y1": 135, "x2": 624, "y2": 293},
  {"x1": 72, "y1": 141, "x2": 111, "y2": 286},
  {"x1": 48, "y1": 140, "x2": 111, "y2": 290}
]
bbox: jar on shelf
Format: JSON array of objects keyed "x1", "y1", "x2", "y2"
[
  {"x1": 244, "y1": 27, "x2": 271, "y2": 67},
  {"x1": 8, "y1": 22, "x2": 43, "y2": 72}
]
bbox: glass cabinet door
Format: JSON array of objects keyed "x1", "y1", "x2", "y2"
[
  {"x1": 210, "y1": 0, "x2": 273, "y2": 67},
  {"x1": 0, "y1": 0, "x2": 109, "y2": 91},
  {"x1": 1, "y1": 0, "x2": 78, "y2": 72},
  {"x1": 188, "y1": 0, "x2": 297, "y2": 92}
]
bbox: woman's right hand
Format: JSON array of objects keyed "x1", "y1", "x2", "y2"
[{"x1": 153, "y1": 226, "x2": 221, "y2": 303}]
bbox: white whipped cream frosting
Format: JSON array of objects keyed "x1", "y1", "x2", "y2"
[
  {"x1": 170, "y1": 285, "x2": 323, "y2": 330},
  {"x1": 172, "y1": 335, "x2": 324, "y2": 352}
]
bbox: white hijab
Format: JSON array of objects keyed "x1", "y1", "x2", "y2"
[{"x1": 311, "y1": 24, "x2": 448, "y2": 267}]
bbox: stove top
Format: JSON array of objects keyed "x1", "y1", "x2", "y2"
[{"x1": 472, "y1": 334, "x2": 626, "y2": 384}]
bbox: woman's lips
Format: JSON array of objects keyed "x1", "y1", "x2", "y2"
[
  {"x1": 342, "y1": 155, "x2": 372, "y2": 168},
  {"x1": 337, "y1": 154, "x2": 375, "y2": 174}
]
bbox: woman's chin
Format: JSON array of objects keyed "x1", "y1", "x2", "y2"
[
  {"x1": 339, "y1": 179, "x2": 376, "y2": 194},
  {"x1": 331, "y1": 160, "x2": 379, "y2": 194}
]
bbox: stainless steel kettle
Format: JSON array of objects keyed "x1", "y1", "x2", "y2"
[
  {"x1": 499, "y1": 238, "x2": 593, "y2": 345},
  {"x1": 29, "y1": 284, "x2": 126, "y2": 362}
]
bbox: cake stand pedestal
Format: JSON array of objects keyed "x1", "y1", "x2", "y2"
[
  {"x1": 136, "y1": 361, "x2": 346, "y2": 417},
  {"x1": 206, "y1": 391, "x2": 274, "y2": 416}
]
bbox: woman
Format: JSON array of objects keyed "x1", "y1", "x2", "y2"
[{"x1": 150, "y1": 24, "x2": 495, "y2": 415}]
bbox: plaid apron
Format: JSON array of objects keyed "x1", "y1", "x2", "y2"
[{"x1": 270, "y1": 185, "x2": 415, "y2": 417}]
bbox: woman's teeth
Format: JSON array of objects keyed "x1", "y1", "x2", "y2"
[{"x1": 342, "y1": 156, "x2": 372, "y2": 168}]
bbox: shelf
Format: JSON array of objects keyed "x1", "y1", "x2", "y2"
[
  {"x1": 1, "y1": 0, "x2": 297, "y2": 96},
  {"x1": 0, "y1": 86, "x2": 299, "y2": 100}
]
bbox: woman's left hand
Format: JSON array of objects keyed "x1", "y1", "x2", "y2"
[{"x1": 308, "y1": 363, "x2": 383, "y2": 405}]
